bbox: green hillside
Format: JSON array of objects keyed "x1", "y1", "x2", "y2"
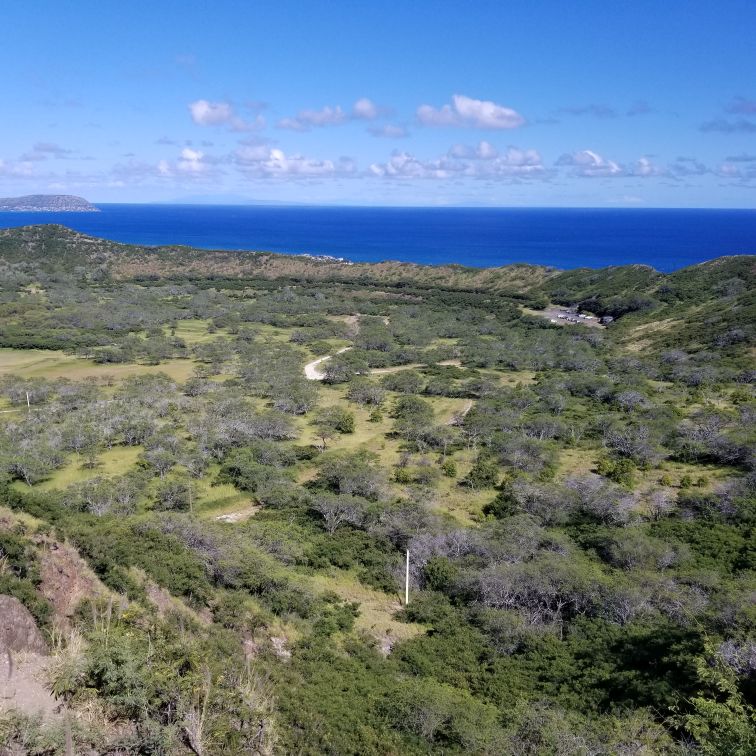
[{"x1": 0, "y1": 224, "x2": 753, "y2": 754}]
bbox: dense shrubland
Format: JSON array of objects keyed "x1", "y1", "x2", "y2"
[{"x1": 0, "y1": 226, "x2": 753, "y2": 753}]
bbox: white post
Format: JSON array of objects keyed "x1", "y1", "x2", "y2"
[
  {"x1": 25, "y1": 391, "x2": 30, "y2": 411},
  {"x1": 405, "y1": 549, "x2": 410, "y2": 606}
]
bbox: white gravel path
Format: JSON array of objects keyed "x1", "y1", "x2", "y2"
[{"x1": 303, "y1": 347, "x2": 352, "y2": 380}]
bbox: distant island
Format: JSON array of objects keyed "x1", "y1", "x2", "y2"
[{"x1": 0, "y1": 194, "x2": 99, "y2": 212}]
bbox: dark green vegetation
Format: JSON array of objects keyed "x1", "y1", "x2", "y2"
[{"x1": 0, "y1": 225, "x2": 753, "y2": 754}]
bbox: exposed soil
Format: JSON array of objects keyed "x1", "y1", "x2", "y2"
[
  {"x1": 0, "y1": 651, "x2": 59, "y2": 719},
  {"x1": 36, "y1": 538, "x2": 114, "y2": 630},
  {"x1": 0, "y1": 596, "x2": 59, "y2": 719},
  {"x1": 214, "y1": 504, "x2": 260, "y2": 523}
]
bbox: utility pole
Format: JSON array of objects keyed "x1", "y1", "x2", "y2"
[{"x1": 405, "y1": 549, "x2": 410, "y2": 606}]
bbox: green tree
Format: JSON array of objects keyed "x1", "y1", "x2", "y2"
[
  {"x1": 153, "y1": 476, "x2": 197, "y2": 512},
  {"x1": 464, "y1": 457, "x2": 500, "y2": 489},
  {"x1": 674, "y1": 641, "x2": 756, "y2": 755}
]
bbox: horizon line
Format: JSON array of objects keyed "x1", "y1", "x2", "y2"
[{"x1": 86, "y1": 201, "x2": 756, "y2": 211}]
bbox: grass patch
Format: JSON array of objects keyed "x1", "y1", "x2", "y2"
[
  {"x1": 557, "y1": 446, "x2": 599, "y2": 478},
  {"x1": 306, "y1": 569, "x2": 425, "y2": 646},
  {"x1": 194, "y1": 464, "x2": 253, "y2": 517},
  {"x1": 0, "y1": 347, "x2": 196, "y2": 383},
  {"x1": 168, "y1": 318, "x2": 227, "y2": 344},
  {"x1": 18, "y1": 445, "x2": 144, "y2": 492}
]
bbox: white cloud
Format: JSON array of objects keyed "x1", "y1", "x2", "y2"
[
  {"x1": 177, "y1": 147, "x2": 207, "y2": 173},
  {"x1": 447, "y1": 143, "x2": 475, "y2": 159},
  {"x1": 417, "y1": 94, "x2": 525, "y2": 129},
  {"x1": 278, "y1": 98, "x2": 385, "y2": 131},
  {"x1": 231, "y1": 114, "x2": 266, "y2": 132},
  {"x1": 416, "y1": 103, "x2": 457, "y2": 127},
  {"x1": 448, "y1": 140, "x2": 500, "y2": 160},
  {"x1": 370, "y1": 152, "x2": 450, "y2": 179},
  {"x1": 556, "y1": 151, "x2": 672, "y2": 179},
  {"x1": 715, "y1": 161, "x2": 756, "y2": 180},
  {"x1": 717, "y1": 162, "x2": 740, "y2": 177},
  {"x1": 556, "y1": 149, "x2": 623, "y2": 177},
  {"x1": 189, "y1": 99, "x2": 264, "y2": 131},
  {"x1": 352, "y1": 98, "x2": 379, "y2": 120},
  {"x1": 370, "y1": 144, "x2": 544, "y2": 179},
  {"x1": 476, "y1": 140, "x2": 499, "y2": 159},
  {"x1": 234, "y1": 145, "x2": 356, "y2": 177},
  {"x1": 499, "y1": 147, "x2": 543, "y2": 168},
  {"x1": 156, "y1": 147, "x2": 221, "y2": 179},
  {"x1": 632, "y1": 157, "x2": 661, "y2": 177},
  {"x1": 277, "y1": 105, "x2": 347, "y2": 131},
  {"x1": 189, "y1": 99, "x2": 234, "y2": 126},
  {"x1": 234, "y1": 144, "x2": 271, "y2": 163}
]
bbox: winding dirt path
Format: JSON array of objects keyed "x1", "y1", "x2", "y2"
[
  {"x1": 304, "y1": 347, "x2": 353, "y2": 380},
  {"x1": 304, "y1": 353, "x2": 462, "y2": 381}
]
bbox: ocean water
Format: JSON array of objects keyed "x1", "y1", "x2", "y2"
[{"x1": 0, "y1": 204, "x2": 754, "y2": 272}]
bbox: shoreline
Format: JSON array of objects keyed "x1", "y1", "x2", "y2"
[{"x1": 0, "y1": 205, "x2": 754, "y2": 273}]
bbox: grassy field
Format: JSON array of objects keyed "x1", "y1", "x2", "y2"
[
  {"x1": 0, "y1": 347, "x2": 196, "y2": 383},
  {"x1": 14, "y1": 446, "x2": 144, "y2": 493},
  {"x1": 1, "y1": 334, "x2": 521, "y2": 530}
]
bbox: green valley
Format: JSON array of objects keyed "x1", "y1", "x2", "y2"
[{"x1": 0, "y1": 225, "x2": 754, "y2": 754}]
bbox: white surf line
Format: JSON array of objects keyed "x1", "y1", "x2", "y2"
[{"x1": 303, "y1": 347, "x2": 353, "y2": 380}]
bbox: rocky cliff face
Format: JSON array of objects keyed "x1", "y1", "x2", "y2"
[
  {"x1": 0, "y1": 595, "x2": 48, "y2": 654},
  {"x1": 0, "y1": 194, "x2": 99, "y2": 212}
]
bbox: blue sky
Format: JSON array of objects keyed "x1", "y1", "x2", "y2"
[{"x1": 1, "y1": 0, "x2": 755, "y2": 207}]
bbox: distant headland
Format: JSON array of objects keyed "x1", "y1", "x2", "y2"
[{"x1": 0, "y1": 194, "x2": 100, "y2": 212}]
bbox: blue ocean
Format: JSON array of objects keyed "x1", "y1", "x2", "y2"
[{"x1": 0, "y1": 204, "x2": 754, "y2": 272}]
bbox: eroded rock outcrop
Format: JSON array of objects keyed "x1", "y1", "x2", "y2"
[{"x1": 0, "y1": 595, "x2": 47, "y2": 655}]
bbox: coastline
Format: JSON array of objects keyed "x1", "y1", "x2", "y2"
[{"x1": 0, "y1": 205, "x2": 754, "y2": 271}]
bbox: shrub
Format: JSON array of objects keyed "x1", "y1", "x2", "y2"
[
  {"x1": 464, "y1": 457, "x2": 500, "y2": 489},
  {"x1": 596, "y1": 456, "x2": 636, "y2": 487},
  {"x1": 441, "y1": 459, "x2": 457, "y2": 478}
]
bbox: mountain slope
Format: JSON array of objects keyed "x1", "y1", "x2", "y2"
[{"x1": 0, "y1": 223, "x2": 753, "y2": 357}]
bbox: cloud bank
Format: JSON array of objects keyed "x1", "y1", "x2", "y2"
[{"x1": 369, "y1": 142, "x2": 543, "y2": 179}]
